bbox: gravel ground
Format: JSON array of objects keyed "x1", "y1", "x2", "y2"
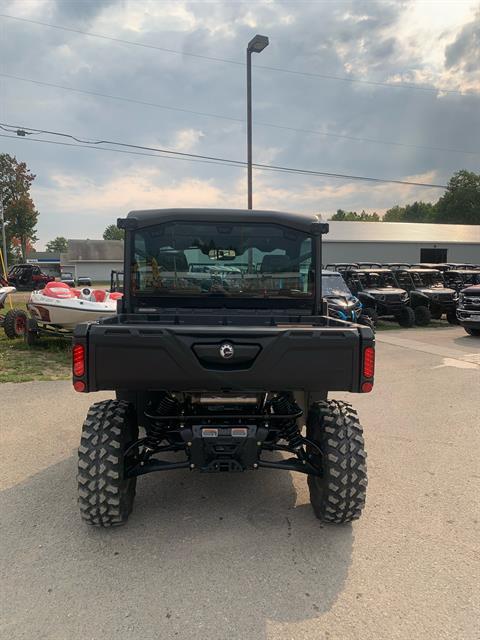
[{"x1": 0, "y1": 325, "x2": 479, "y2": 640}]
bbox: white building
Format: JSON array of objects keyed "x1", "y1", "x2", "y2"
[
  {"x1": 323, "y1": 221, "x2": 480, "y2": 264},
  {"x1": 61, "y1": 239, "x2": 123, "y2": 282}
]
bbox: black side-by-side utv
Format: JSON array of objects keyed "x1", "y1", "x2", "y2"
[
  {"x1": 342, "y1": 268, "x2": 414, "y2": 327},
  {"x1": 393, "y1": 268, "x2": 458, "y2": 323},
  {"x1": 73, "y1": 209, "x2": 375, "y2": 527}
]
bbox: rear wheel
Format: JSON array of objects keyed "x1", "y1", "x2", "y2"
[
  {"x1": 446, "y1": 311, "x2": 459, "y2": 325},
  {"x1": 306, "y1": 400, "x2": 367, "y2": 523},
  {"x1": 465, "y1": 327, "x2": 480, "y2": 336},
  {"x1": 78, "y1": 399, "x2": 138, "y2": 527},
  {"x1": 414, "y1": 305, "x2": 431, "y2": 326},
  {"x1": 359, "y1": 314, "x2": 375, "y2": 332},
  {"x1": 3, "y1": 309, "x2": 28, "y2": 338},
  {"x1": 396, "y1": 306, "x2": 415, "y2": 327}
]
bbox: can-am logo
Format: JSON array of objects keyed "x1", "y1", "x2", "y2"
[{"x1": 219, "y1": 343, "x2": 234, "y2": 359}]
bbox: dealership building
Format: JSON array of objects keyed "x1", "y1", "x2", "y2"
[{"x1": 322, "y1": 221, "x2": 480, "y2": 264}]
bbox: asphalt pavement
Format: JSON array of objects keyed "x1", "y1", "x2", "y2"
[{"x1": 1, "y1": 325, "x2": 479, "y2": 640}]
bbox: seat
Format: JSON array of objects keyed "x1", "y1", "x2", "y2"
[
  {"x1": 109, "y1": 292, "x2": 123, "y2": 300},
  {"x1": 42, "y1": 281, "x2": 76, "y2": 299},
  {"x1": 91, "y1": 289, "x2": 107, "y2": 303},
  {"x1": 156, "y1": 251, "x2": 189, "y2": 272},
  {"x1": 260, "y1": 255, "x2": 291, "y2": 273}
]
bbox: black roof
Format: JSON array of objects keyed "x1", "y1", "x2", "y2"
[
  {"x1": 348, "y1": 268, "x2": 394, "y2": 273},
  {"x1": 122, "y1": 208, "x2": 326, "y2": 233}
]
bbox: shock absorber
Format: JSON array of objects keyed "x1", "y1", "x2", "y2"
[
  {"x1": 270, "y1": 395, "x2": 304, "y2": 450},
  {"x1": 144, "y1": 393, "x2": 179, "y2": 450}
]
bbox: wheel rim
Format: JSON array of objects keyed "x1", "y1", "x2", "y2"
[{"x1": 15, "y1": 316, "x2": 26, "y2": 335}]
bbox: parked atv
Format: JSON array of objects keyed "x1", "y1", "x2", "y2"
[
  {"x1": 323, "y1": 270, "x2": 375, "y2": 330},
  {"x1": 393, "y1": 268, "x2": 458, "y2": 323},
  {"x1": 7, "y1": 264, "x2": 54, "y2": 291},
  {"x1": 343, "y1": 268, "x2": 414, "y2": 327},
  {"x1": 73, "y1": 208, "x2": 375, "y2": 527},
  {"x1": 443, "y1": 269, "x2": 480, "y2": 294}
]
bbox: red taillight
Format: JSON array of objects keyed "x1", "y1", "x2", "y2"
[
  {"x1": 361, "y1": 381, "x2": 373, "y2": 393},
  {"x1": 73, "y1": 380, "x2": 86, "y2": 393},
  {"x1": 73, "y1": 343, "x2": 85, "y2": 377},
  {"x1": 363, "y1": 346, "x2": 375, "y2": 378}
]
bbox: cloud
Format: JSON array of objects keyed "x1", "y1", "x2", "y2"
[
  {"x1": 1, "y1": 0, "x2": 479, "y2": 248},
  {"x1": 445, "y1": 10, "x2": 480, "y2": 73},
  {"x1": 171, "y1": 128, "x2": 205, "y2": 152}
]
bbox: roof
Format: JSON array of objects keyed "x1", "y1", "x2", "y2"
[
  {"x1": 62, "y1": 239, "x2": 124, "y2": 262},
  {"x1": 27, "y1": 251, "x2": 60, "y2": 263},
  {"x1": 399, "y1": 268, "x2": 441, "y2": 273},
  {"x1": 125, "y1": 208, "x2": 322, "y2": 233},
  {"x1": 324, "y1": 220, "x2": 480, "y2": 244}
]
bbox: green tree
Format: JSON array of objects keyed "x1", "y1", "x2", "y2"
[
  {"x1": 103, "y1": 224, "x2": 124, "y2": 240},
  {"x1": 383, "y1": 205, "x2": 406, "y2": 221},
  {"x1": 46, "y1": 236, "x2": 68, "y2": 253},
  {"x1": 436, "y1": 170, "x2": 480, "y2": 224},
  {"x1": 6, "y1": 195, "x2": 39, "y2": 260},
  {"x1": 0, "y1": 154, "x2": 38, "y2": 260},
  {"x1": 330, "y1": 209, "x2": 379, "y2": 221},
  {"x1": 403, "y1": 201, "x2": 436, "y2": 223}
]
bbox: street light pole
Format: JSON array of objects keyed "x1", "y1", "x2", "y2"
[{"x1": 246, "y1": 34, "x2": 269, "y2": 210}]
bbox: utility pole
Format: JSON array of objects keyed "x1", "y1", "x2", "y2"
[{"x1": 0, "y1": 191, "x2": 7, "y2": 278}]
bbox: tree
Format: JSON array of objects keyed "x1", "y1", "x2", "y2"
[
  {"x1": 436, "y1": 170, "x2": 480, "y2": 224},
  {"x1": 46, "y1": 236, "x2": 68, "y2": 253},
  {"x1": 103, "y1": 225, "x2": 124, "y2": 240},
  {"x1": 383, "y1": 205, "x2": 406, "y2": 221},
  {"x1": 330, "y1": 209, "x2": 380, "y2": 221},
  {"x1": 6, "y1": 195, "x2": 39, "y2": 261},
  {"x1": 403, "y1": 201, "x2": 436, "y2": 223},
  {"x1": 0, "y1": 154, "x2": 38, "y2": 260}
]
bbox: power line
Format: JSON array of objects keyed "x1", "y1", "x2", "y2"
[
  {"x1": 0, "y1": 13, "x2": 472, "y2": 96},
  {"x1": 0, "y1": 124, "x2": 448, "y2": 188},
  {"x1": 2, "y1": 73, "x2": 478, "y2": 156}
]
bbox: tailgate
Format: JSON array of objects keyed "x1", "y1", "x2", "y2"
[{"x1": 76, "y1": 323, "x2": 371, "y2": 393}]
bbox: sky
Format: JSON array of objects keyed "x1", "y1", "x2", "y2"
[{"x1": 0, "y1": 0, "x2": 479, "y2": 249}]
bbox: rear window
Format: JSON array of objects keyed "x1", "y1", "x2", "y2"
[{"x1": 132, "y1": 222, "x2": 313, "y2": 299}]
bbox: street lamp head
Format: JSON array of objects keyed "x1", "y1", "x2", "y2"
[{"x1": 247, "y1": 34, "x2": 269, "y2": 53}]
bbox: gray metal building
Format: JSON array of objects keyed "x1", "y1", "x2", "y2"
[{"x1": 323, "y1": 221, "x2": 480, "y2": 264}]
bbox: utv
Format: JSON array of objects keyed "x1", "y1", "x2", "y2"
[
  {"x1": 73, "y1": 209, "x2": 374, "y2": 527},
  {"x1": 322, "y1": 270, "x2": 375, "y2": 330},
  {"x1": 393, "y1": 268, "x2": 458, "y2": 323},
  {"x1": 7, "y1": 264, "x2": 54, "y2": 291},
  {"x1": 443, "y1": 269, "x2": 480, "y2": 294},
  {"x1": 342, "y1": 268, "x2": 414, "y2": 327}
]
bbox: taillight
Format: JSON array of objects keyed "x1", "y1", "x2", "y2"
[
  {"x1": 363, "y1": 346, "x2": 375, "y2": 378},
  {"x1": 73, "y1": 343, "x2": 85, "y2": 377},
  {"x1": 73, "y1": 380, "x2": 86, "y2": 393}
]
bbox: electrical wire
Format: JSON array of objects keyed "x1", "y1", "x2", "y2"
[
  {"x1": 1, "y1": 73, "x2": 478, "y2": 156},
  {"x1": 0, "y1": 125, "x2": 448, "y2": 188},
  {"x1": 0, "y1": 13, "x2": 473, "y2": 96}
]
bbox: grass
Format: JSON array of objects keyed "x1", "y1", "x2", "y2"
[{"x1": 0, "y1": 292, "x2": 71, "y2": 383}]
